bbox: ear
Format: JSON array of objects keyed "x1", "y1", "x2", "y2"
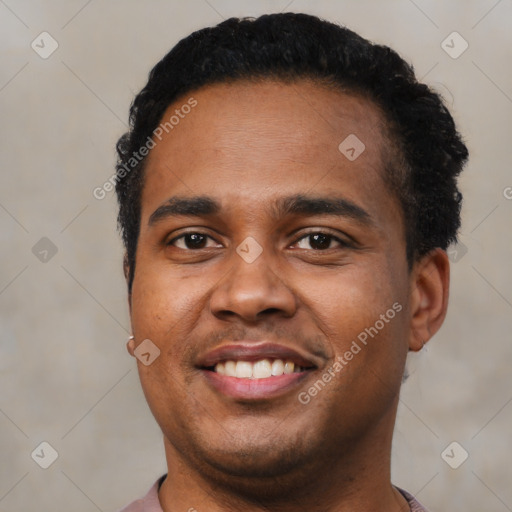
[{"x1": 408, "y1": 248, "x2": 450, "y2": 351}]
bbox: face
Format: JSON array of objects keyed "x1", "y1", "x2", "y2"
[{"x1": 128, "y1": 80, "x2": 416, "y2": 484}]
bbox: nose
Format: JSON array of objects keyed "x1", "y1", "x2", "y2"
[{"x1": 209, "y1": 248, "x2": 297, "y2": 323}]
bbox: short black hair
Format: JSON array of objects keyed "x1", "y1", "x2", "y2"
[{"x1": 115, "y1": 12, "x2": 468, "y2": 292}]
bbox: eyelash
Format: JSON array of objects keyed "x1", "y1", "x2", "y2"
[{"x1": 166, "y1": 230, "x2": 351, "y2": 251}]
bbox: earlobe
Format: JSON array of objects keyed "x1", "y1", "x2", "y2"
[
  {"x1": 127, "y1": 335, "x2": 136, "y2": 357},
  {"x1": 409, "y1": 249, "x2": 450, "y2": 352}
]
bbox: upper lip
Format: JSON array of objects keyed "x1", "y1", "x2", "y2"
[{"x1": 197, "y1": 342, "x2": 320, "y2": 369}]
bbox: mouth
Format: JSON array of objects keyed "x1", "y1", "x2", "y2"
[
  {"x1": 197, "y1": 343, "x2": 319, "y2": 400},
  {"x1": 211, "y1": 358, "x2": 308, "y2": 378}
]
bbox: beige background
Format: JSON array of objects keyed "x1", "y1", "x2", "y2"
[{"x1": 1, "y1": 1, "x2": 511, "y2": 510}]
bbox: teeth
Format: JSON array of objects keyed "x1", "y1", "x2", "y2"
[
  {"x1": 253, "y1": 359, "x2": 272, "y2": 378},
  {"x1": 235, "y1": 361, "x2": 253, "y2": 378},
  {"x1": 271, "y1": 359, "x2": 284, "y2": 376},
  {"x1": 225, "y1": 360, "x2": 236, "y2": 375},
  {"x1": 284, "y1": 361, "x2": 295, "y2": 374},
  {"x1": 214, "y1": 358, "x2": 303, "y2": 379}
]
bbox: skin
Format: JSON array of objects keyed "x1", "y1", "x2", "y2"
[{"x1": 126, "y1": 80, "x2": 450, "y2": 511}]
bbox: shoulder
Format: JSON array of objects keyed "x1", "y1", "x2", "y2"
[
  {"x1": 397, "y1": 487, "x2": 429, "y2": 512},
  {"x1": 117, "y1": 475, "x2": 166, "y2": 512}
]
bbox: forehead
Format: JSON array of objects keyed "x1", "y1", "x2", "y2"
[{"x1": 141, "y1": 79, "x2": 396, "y2": 222}]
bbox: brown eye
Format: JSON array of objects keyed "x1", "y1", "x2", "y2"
[
  {"x1": 168, "y1": 233, "x2": 219, "y2": 250},
  {"x1": 295, "y1": 232, "x2": 345, "y2": 250},
  {"x1": 309, "y1": 233, "x2": 331, "y2": 250}
]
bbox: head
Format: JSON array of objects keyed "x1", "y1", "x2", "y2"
[{"x1": 116, "y1": 12, "x2": 467, "y2": 498}]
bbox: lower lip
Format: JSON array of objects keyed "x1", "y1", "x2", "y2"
[{"x1": 202, "y1": 370, "x2": 311, "y2": 400}]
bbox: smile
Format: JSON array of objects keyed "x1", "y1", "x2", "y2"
[
  {"x1": 197, "y1": 343, "x2": 319, "y2": 400},
  {"x1": 213, "y1": 358, "x2": 306, "y2": 379}
]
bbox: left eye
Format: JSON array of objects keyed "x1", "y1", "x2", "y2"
[
  {"x1": 168, "y1": 233, "x2": 220, "y2": 250},
  {"x1": 293, "y1": 233, "x2": 345, "y2": 250}
]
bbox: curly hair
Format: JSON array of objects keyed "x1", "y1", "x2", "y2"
[{"x1": 115, "y1": 12, "x2": 468, "y2": 292}]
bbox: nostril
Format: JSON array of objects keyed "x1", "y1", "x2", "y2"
[{"x1": 260, "y1": 307, "x2": 281, "y2": 315}]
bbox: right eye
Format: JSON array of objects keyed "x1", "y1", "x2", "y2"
[{"x1": 167, "y1": 232, "x2": 222, "y2": 250}]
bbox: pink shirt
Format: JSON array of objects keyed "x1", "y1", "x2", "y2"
[{"x1": 118, "y1": 475, "x2": 428, "y2": 511}]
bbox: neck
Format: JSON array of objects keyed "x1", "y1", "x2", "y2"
[{"x1": 158, "y1": 408, "x2": 408, "y2": 512}]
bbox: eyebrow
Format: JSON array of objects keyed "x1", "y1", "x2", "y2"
[
  {"x1": 149, "y1": 196, "x2": 220, "y2": 225},
  {"x1": 148, "y1": 194, "x2": 373, "y2": 227},
  {"x1": 273, "y1": 194, "x2": 373, "y2": 226}
]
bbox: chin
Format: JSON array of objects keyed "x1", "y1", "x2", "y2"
[
  {"x1": 195, "y1": 441, "x2": 318, "y2": 502},
  {"x1": 208, "y1": 443, "x2": 304, "y2": 478},
  {"x1": 179, "y1": 426, "x2": 319, "y2": 486}
]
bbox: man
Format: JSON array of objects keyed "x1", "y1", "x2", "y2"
[{"x1": 115, "y1": 13, "x2": 468, "y2": 512}]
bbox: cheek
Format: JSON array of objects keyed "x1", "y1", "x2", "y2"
[
  {"x1": 299, "y1": 263, "x2": 408, "y2": 367},
  {"x1": 131, "y1": 259, "x2": 201, "y2": 330},
  {"x1": 304, "y1": 267, "x2": 394, "y2": 326},
  {"x1": 130, "y1": 259, "x2": 221, "y2": 374},
  {"x1": 130, "y1": 267, "x2": 199, "y2": 423}
]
